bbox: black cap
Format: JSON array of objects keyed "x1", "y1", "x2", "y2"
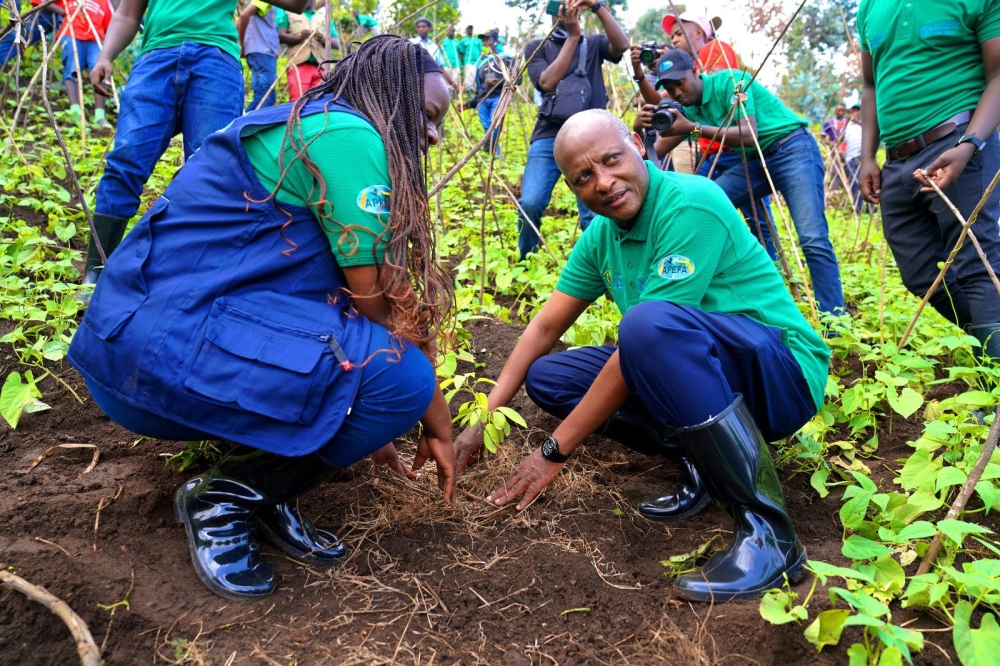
[
  {"x1": 414, "y1": 16, "x2": 432, "y2": 27},
  {"x1": 655, "y1": 49, "x2": 695, "y2": 88},
  {"x1": 478, "y1": 29, "x2": 499, "y2": 41}
]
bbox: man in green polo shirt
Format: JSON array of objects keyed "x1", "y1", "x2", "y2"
[
  {"x1": 79, "y1": 0, "x2": 309, "y2": 302},
  {"x1": 857, "y1": 0, "x2": 1000, "y2": 359},
  {"x1": 459, "y1": 24, "x2": 482, "y2": 93},
  {"x1": 441, "y1": 25, "x2": 463, "y2": 92},
  {"x1": 653, "y1": 49, "x2": 845, "y2": 320},
  {"x1": 453, "y1": 109, "x2": 829, "y2": 602}
]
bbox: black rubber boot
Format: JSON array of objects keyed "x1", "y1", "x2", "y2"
[
  {"x1": 971, "y1": 323, "x2": 1000, "y2": 362},
  {"x1": 78, "y1": 213, "x2": 128, "y2": 305},
  {"x1": 600, "y1": 411, "x2": 709, "y2": 521},
  {"x1": 672, "y1": 395, "x2": 806, "y2": 602},
  {"x1": 175, "y1": 450, "x2": 344, "y2": 600}
]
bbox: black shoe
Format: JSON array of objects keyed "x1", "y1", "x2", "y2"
[
  {"x1": 672, "y1": 395, "x2": 806, "y2": 602},
  {"x1": 601, "y1": 411, "x2": 709, "y2": 521},
  {"x1": 257, "y1": 501, "x2": 346, "y2": 564},
  {"x1": 78, "y1": 213, "x2": 128, "y2": 305},
  {"x1": 638, "y1": 455, "x2": 711, "y2": 521},
  {"x1": 175, "y1": 473, "x2": 276, "y2": 600}
]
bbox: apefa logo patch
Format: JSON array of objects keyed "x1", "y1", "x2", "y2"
[
  {"x1": 357, "y1": 185, "x2": 391, "y2": 214},
  {"x1": 656, "y1": 255, "x2": 695, "y2": 280}
]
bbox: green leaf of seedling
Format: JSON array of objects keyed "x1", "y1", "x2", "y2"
[
  {"x1": 895, "y1": 521, "x2": 938, "y2": 541},
  {"x1": 849, "y1": 470, "x2": 878, "y2": 493},
  {"x1": 840, "y1": 491, "x2": 873, "y2": 530},
  {"x1": 954, "y1": 601, "x2": 1000, "y2": 666},
  {"x1": 806, "y1": 561, "x2": 875, "y2": 586},
  {"x1": 496, "y1": 406, "x2": 527, "y2": 428},
  {"x1": 887, "y1": 387, "x2": 923, "y2": 419},
  {"x1": 0, "y1": 371, "x2": 43, "y2": 429},
  {"x1": 846, "y1": 643, "x2": 869, "y2": 666},
  {"x1": 875, "y1": 647, "x2": 904, "y2": 666},
  {"x1": 803, "y1": 609, "x2": 851, "y2": 651},
  {"x1": 759, "y1": 588, "x2": 808, "y2": 625},
  {"x1": 830, "y1": 588, "x2": 891, "y2": 619},
  {"x1": 483, "y1": 423, "x2": 501, "y2": 454},
  {"x1": 937, "y1": 519, "x2": 993, "y2": 547},
  {"x1": 976, "y1": 481, "x2": 998, "y2": 512},
  {"x1": 810, "y1": 465, "x2": 831, "y2": 498},
  {"x1": 843, "y1": 535, "x2": 891, "y2": 561},
  {"x1": 936, "y1": 466, "x2": 968, "y2": 492}
]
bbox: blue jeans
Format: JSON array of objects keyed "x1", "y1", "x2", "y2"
[
  {"x1": 699, "y1": 150, "x2": 777, "y2": 260},
  {"x1": 713, "y1": 129, "x2": 845, "y2": 316},
  {"x1": 0, "y1": 11, "x2": 60, "y2": 68},
  {"x1": 96, "y1": 43, "x2": 245, "y2": 220},
  {"x1": 60, "y1": 37, "x2": 101, "y2": 81},
  {"x1": 86, "y1": 321, "x2": 436, "y2": 467},
  {"x1": 245, "y1": 52, "x2": 277, "y2": 111},
  {"x1": 517, "y1": 137, "x2": 596, "y2": 260},
  {"x1": 477, "y1": 95, "x2": 502, "y2": 159},
  {"x1": 525, "y1": 301, "x2": 817, "y2": 443}
]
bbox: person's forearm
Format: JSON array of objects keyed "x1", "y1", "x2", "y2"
[
  {"x1": 638, "y1": 77, "x2": 660, "y2": 105},
  {"x1": 860, "y1": 84, "x2": 880, "y2": 160},
  {"x1": 537, "y1": 34, "x2": 580, "y2": 92},
  {"x1": 278, "y1": 29, "x2": 299, "y2": 45},
  {"x1": 596, "y1": 5, "x2": 628, "y2": 56},
  {"x1": 653, "y1": 133, "x2": 683, "y2": 159},
  {"x1": 486, "y1": 320, "x2": 561, "y2": 412},
  {"x1": 268, "y1": 0, "x2": 308, "y2": 13},
  {"x1": 237, "y1": 6, "x2": 253, "y2": 47},
  {"x1": 97, "y1": 0, "x2": 145, "y2": 65},
  {"x1": 967, "y1": 77, "x2": 1000, "y2": 142},
  {"x1": 704, "y1": 120, "x2": 757, "y2": 147},
  {"x1": 551, "y1": 351, "x2": 630, "y2": 451},
  {"x1": 420, "y1": 386, "x2": 452, "y2": 439}
]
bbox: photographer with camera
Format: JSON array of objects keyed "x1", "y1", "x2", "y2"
[
  {"x1": 652, "y1": 50, "x2": 845, "y2": 319},
  {"x1": 516, "y1": 0, "x2": 628, "y2": 259}
]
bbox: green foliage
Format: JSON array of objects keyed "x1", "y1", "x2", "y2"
[
  {"x1": 631, "y1": 5, "x2": 678, "y2": 45},
  {"x1": 0, "y1": 371, "x2": 47, "y2": 429}
]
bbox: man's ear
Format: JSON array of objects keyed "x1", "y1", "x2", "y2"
[{"x1": 631, "y1": 132, "x2": 646, "y2": 157}]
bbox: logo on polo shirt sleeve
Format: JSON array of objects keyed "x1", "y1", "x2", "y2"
[
  {"x1": 357, "y1": 185, "x2": 391, "y2": 214},
  {"x1": 656, "y1": 254, "x2": 695, "y2": 281}
]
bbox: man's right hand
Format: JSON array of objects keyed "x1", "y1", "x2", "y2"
[
  {"x1": 91, "y1": 59, "x2": 113, "y2": 97},
  {"x1": 559, "y1": 4, "x2": 583, "y2": 37},
  {"x1": 454, "y1": 422, "x2": 486, "y2": 475},
  {"x1": 628, "y1": 45, "x2": 643, "y2": 80},
  {"x1": 860, "y1": 157, "x2": 882, "y2": 205},
  {"x1": 634, "y1": 103, "x2": 655, "y2": 131}
]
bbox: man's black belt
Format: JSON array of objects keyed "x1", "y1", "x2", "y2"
[
  {"x1": 763, "y1": 127, "x2": 809, "y2": 157},
  {"x1": 887, "y1": 110, "x2": 974, "y2": 161}
]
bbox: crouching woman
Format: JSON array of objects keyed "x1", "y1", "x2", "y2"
[{"x1": 68, "y1": 37, "x2": 457, "y2": 600}]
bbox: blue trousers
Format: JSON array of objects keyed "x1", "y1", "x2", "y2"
[
  {"x1": 87, "y1": 321, "x2": 436, "y2": 468},
  {"x1": 95, "y1": 43, "x2": 245, "y2": 220},
  {"x1": 699, "y1": 150, "x2": 777, "y2": 260},
  {"x1": 60, "y1": 37, "x2": 101, "y2": 82},
  {"x1": 477, "y1": 95, "x2": 502, "y2": 159},
  {"x1": 880, "y1": 123, "x2": 1000, "y2": 329},
  {"x1": 517, "y1": 137, "x2": 596, "y2": 260},
  {"x1": 0, "y1": 11, "x2": 59, "y2": 68},
  {"x1": 245, "y1": 52, "x2": 277, "y2": 111},
  {"x1": 712, "y1": 129, "x2": 845, "y2": 317},
  {"x1": 525, "y1": 301, "x2": 817, "y2": 443}
]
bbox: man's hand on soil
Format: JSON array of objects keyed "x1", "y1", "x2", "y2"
[
  {"x1": 415, "y1": 434, "x2": 458, "y2": 503},
  {"x1": 487, "y1": 447, "x2": 565, "y2": 511},
  {"x1": 454, "y1": 422, "x2": 485, "y2": 475},
  {"x1": 370, "y1": 442, "x2": 418, "y2": 483}
]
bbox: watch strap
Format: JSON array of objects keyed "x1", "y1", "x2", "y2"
[
  {"x1": 541, "y1": 436, "x2": 570, "y2": 463},
  {"x1": 591, "y1": 0, "x2": 606, "y2": 13},
  {"x1": 958, "y1": 134, "x2": 986, "y2": 155}
]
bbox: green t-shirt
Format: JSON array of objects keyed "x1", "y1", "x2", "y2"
[
  {"x1": 242, "y1": 109, "x2": 391, "y2": 267},
  {"x1": 683, "y1": 70, "x2": 807, "y2": 154},
  {"x1": 274, "y1": 7, "x2": 338, "y2": 63},
  {"x1": 441, "y1": 37, "x2": 462, "y2": 68},
  {"x1": 355, "y1": 14, "x2": 378, "y2": 29},
  {"x1": 556, "y1": 163, "x2": 830, "y2": 410},
  {"x1": 857, "y1": 0, "x2": 1000, "y2": 147},
  {"x1": 140, "y1": 0, "x2": 241, "y2": 62},
  {"x1": 459, "y1": 36, "x2": 483, "y2": 66}
]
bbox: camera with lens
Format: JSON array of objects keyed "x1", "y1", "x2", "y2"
[
  {"x1": 651, "y1": 98, "x2": 686, "y2": 132},
  {"x1": 638, "y1": 41, "x2": 661, "y2": 66}
]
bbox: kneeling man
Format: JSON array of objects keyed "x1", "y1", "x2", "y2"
[{"x1": 454, "y1": 110, "x2": 830, "y2": 601}]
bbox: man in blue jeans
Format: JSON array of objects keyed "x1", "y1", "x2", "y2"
[
  {"x1": 518, "y1": 0, "x2": 628, "y2": 259},
  {"x1": 655, "y1": 50, "x2": 845, "y2": 318},
  {"x1": 0, "y1": 0, "x2": 61, "y2": 68},
  {"x1": 238, "y1": 0, "x2": 280, "y2": 111},
  {"x1": 80, "y1": 0, "x2": 308, "y2": 303},
  {"x1": 472, "y1": 30, "x2": 511, "y2": 161}
]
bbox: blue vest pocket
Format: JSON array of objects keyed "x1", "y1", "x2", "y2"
[{"x1": 181, "y1": 295, "x2": 342, "y2": 425}]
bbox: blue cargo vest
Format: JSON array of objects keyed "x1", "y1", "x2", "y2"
[{"x1": 69, "y1": 98, "x2": 373, "y2": 456}]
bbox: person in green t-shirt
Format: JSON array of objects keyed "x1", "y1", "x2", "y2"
[
  {"x1": 458, "y1": 24, "x2": 482, "y2": 91},
  {"x1": 454, "y1": 109, "x2": 829, "y2": 603},
  {"x1": 653, "y1": 49, "x2": 845, "y2": 319},
  {"x1": 79, "y1": 0, "x2": 309, "y2": 302},
  {"x1": 275, "y1": 0, "x2": 340, "y2": 101},
  {"x1": 441, "y1": 25, "x2": 462, "y2": 88},
  {"x1": 857, "y1": 0, "x2": 1000, "y2": 359},
  {"x1": 352, "y1": 9, "x2": 380, "y2": 37}
]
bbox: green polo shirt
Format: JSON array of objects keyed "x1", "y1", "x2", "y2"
[
  {"x1": 355, "y1": 14, "x2": 378, "y2": 29},
  {"x1": 857, "y1": 0, "x2": 1000, "y2": 147},
  {"x1": 241, "y1": 110, "x2": 391, "y2": 267},
  {"x1": 140, "y1": 0, "x2": 241, "y2": 62},
  {"x1": 441, "y1": 37, "x2": 462, "y2": 68},
  {"x1": 459, "y1": 36, "x2": 483, "y2": 66},
  {"x1": 274, "y1": 8, "x2": 339, "y2": 64},
  {"x1": 556, "y1": 163, "x2": 830, "y2": 410},
  {"x1": 683, "y1": 71, "x2": 807, "y2": 154}
]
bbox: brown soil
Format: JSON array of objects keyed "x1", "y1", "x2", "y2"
[{"x1": 0, "y1": 318, "x2": 958, "y2": 665}]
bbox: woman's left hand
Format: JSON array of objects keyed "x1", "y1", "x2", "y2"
[
  {"x1": 370, "y1": 442, "x2": 418, "y2": 482},
  {"x1": 415, "y1": 434, "x2": 457, "y2": 503},
  {"x1": 487, "y1": 447, "x2": 564, "y2": 511}
]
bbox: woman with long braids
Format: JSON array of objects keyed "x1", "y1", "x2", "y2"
[{"x1": 67, "y1": 36, "x2": 457, "y2": 600}]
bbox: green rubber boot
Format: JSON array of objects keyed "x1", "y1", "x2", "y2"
[{"x1": 78, "y1": 213, "x2": 128, "y2": 305}]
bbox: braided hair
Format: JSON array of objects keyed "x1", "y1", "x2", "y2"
[{"x1": 278, "y1": 35, "x2": 453, "y2": 357}]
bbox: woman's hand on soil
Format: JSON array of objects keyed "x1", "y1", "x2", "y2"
[
  {"x1": 487, "y1": 447, "x2": 564, "y2": 511},
  {"x1": 454, "y1": 422, "x2": 486, "y2": 475},
  {"x1": 370, "y1": 442, "x2": 418, "y2": 482},
  {"x1": 415, "y1": 434, "x2": 458, "y2": 503}
]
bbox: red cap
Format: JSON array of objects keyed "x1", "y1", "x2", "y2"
[{"x1": 661, "y1": 12, "x2": 718, "y2": 41}]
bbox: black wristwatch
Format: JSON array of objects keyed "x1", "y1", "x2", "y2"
[
  {"x1": 540, "y1": 436, "x2": 570, "y2": 463},
  {"x1": 591, "y1": 0, "x2": 606, "y2": 13},
  {"x1": 957, "y1": 134, "x2": 986, "y2": 156}
]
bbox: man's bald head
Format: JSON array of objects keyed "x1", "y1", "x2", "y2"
[{"x1": 553, "y1": 110, "x2": 649, "y2": 225}]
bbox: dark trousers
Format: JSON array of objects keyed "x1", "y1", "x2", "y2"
[
  {"x1": 880, "y1": 123, "x2": 1000, "y2": 329},
  {"x1": 524, "y1": 301, "x2": 817, "y2": 443}
]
